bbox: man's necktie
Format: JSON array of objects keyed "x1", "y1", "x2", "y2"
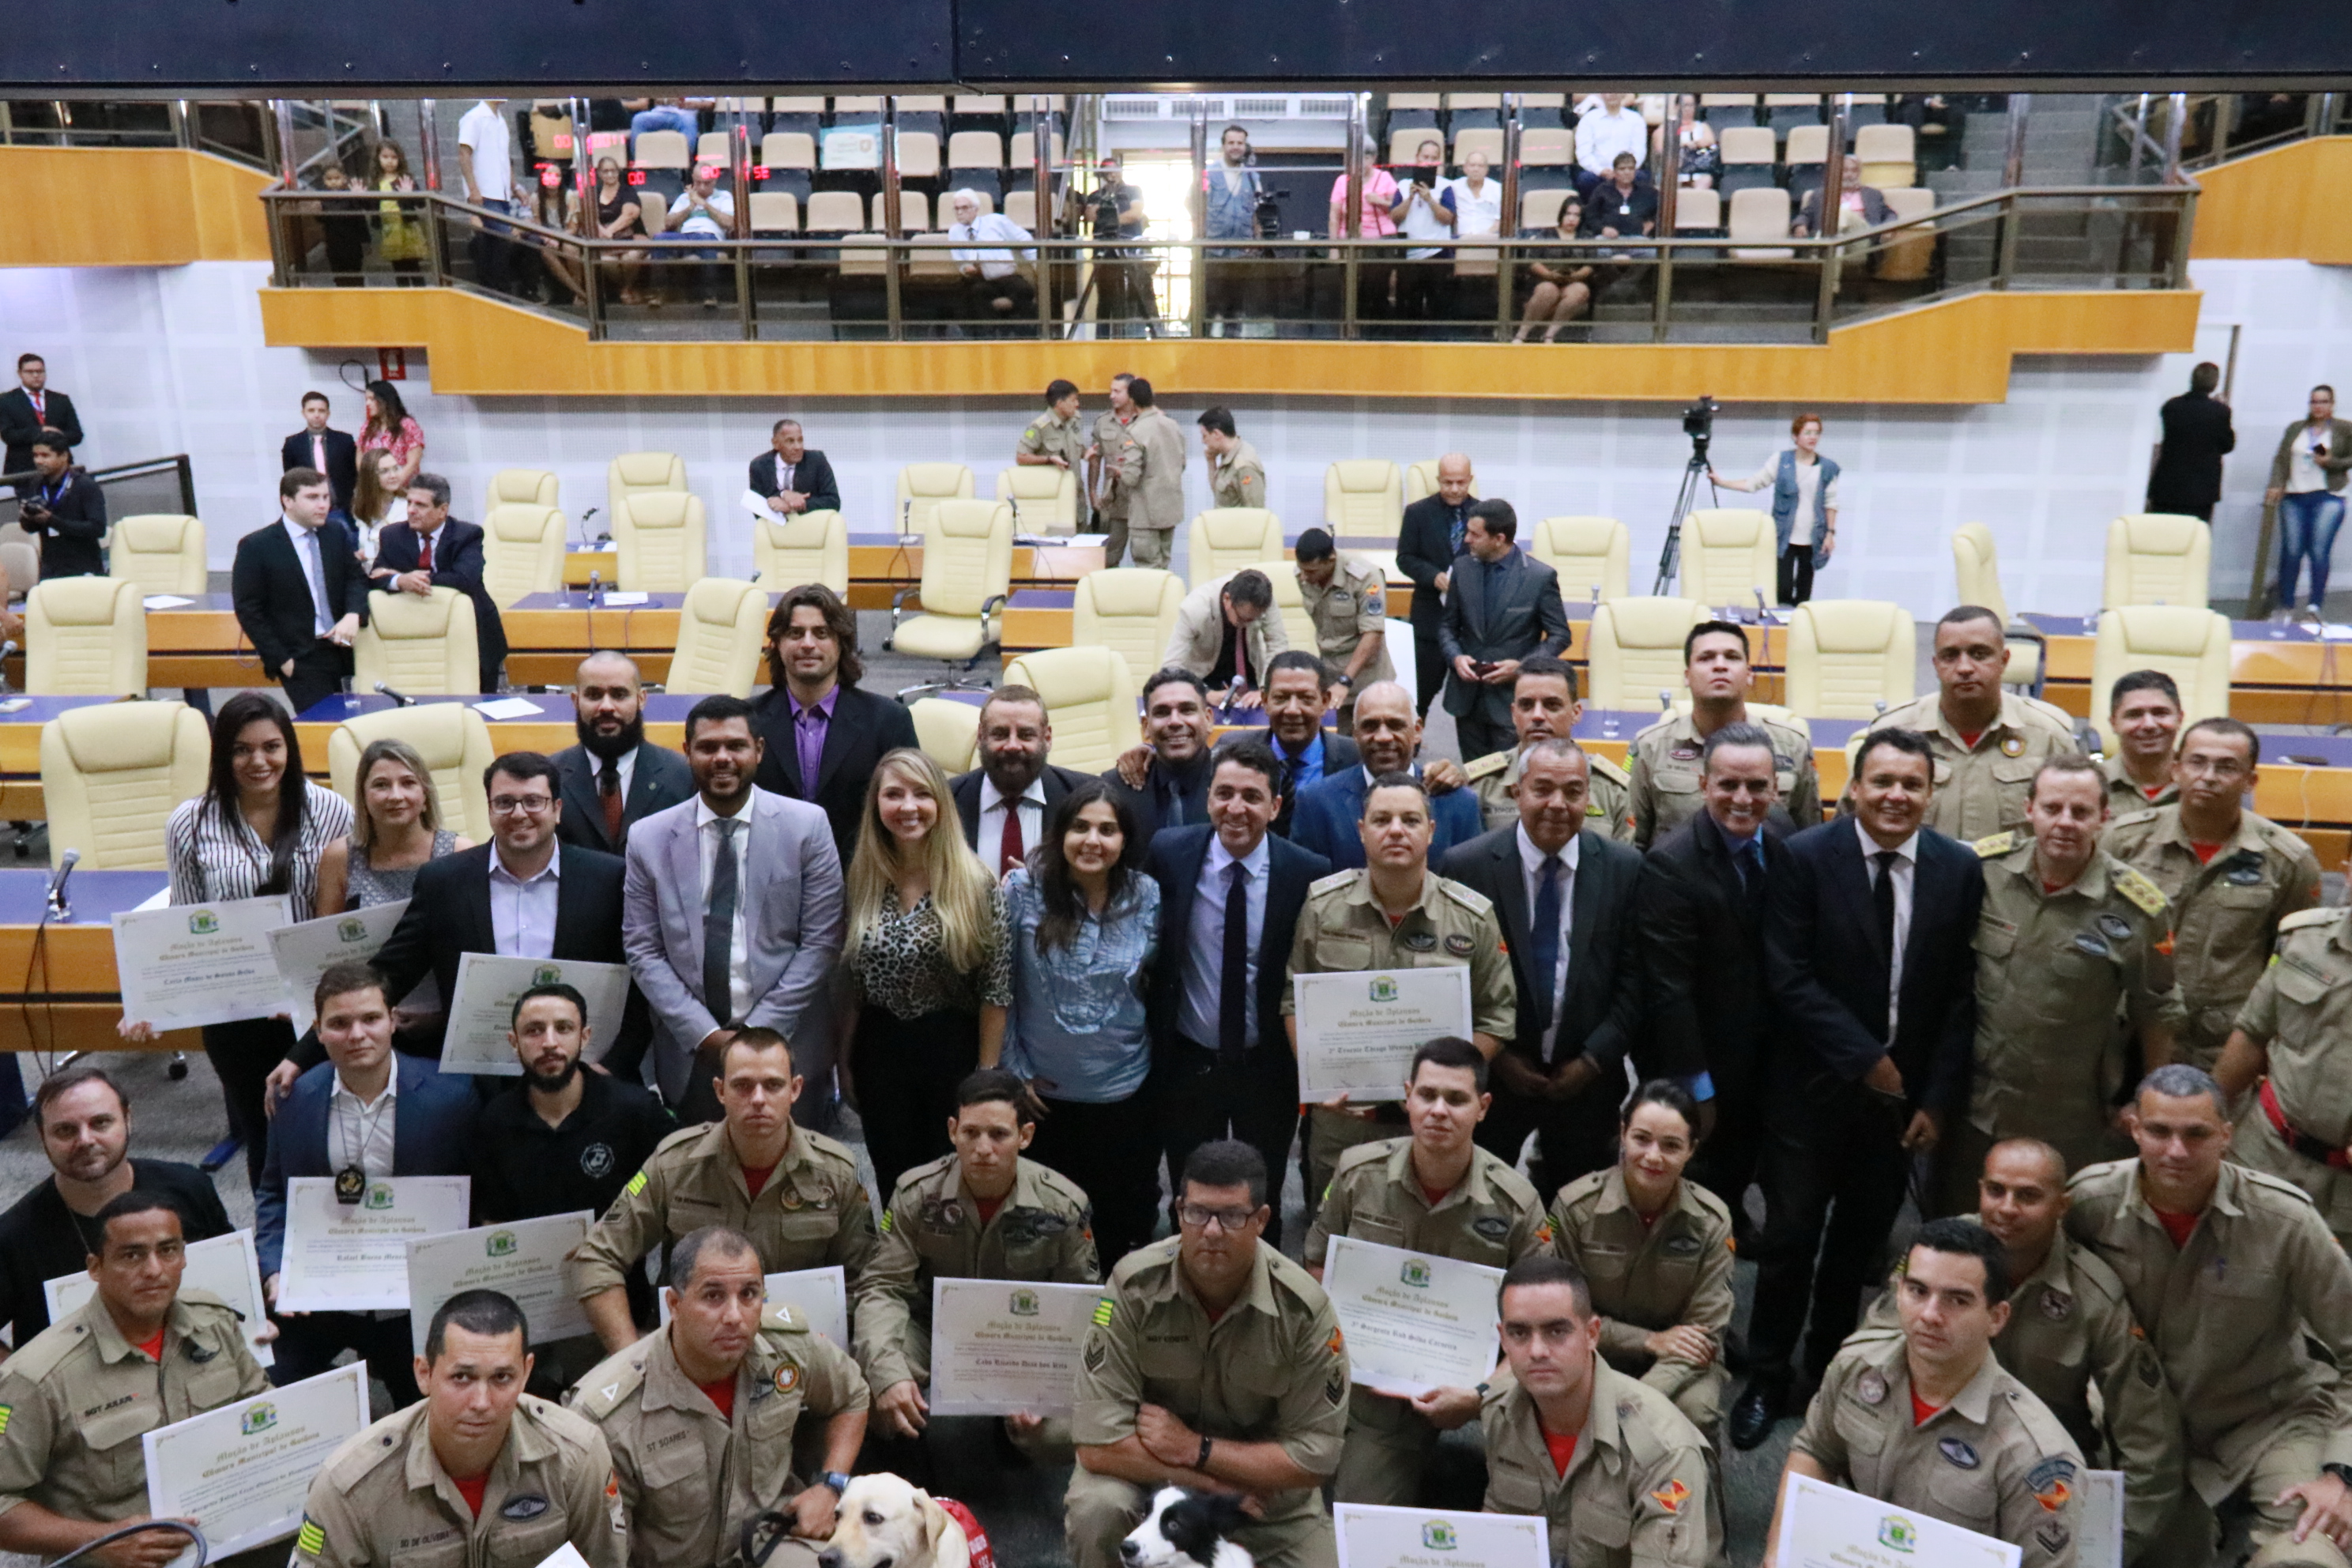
[
  {"x1": 311, "y1": 435, "x2": 326, "y2": 473},
  {"x1": 1219, "y1": 861, "x2": 1250, "y2": 1064},
  {"x1": 416, "y1": 533, "x2": 433, "y2": 573},
  {"x1": 1871, "y1": 849, "x2": 1900, "y2": 1040},
  {"x1": 999, "y1": 801, "x2": 1024, "y2": 877},
  {"x1": 598, "y1": 759, "x2": 624, "y2": 843},
  {"x1": 1529, "y1": 854, "x2": 1564, "y2": 1048},
  {"x1": 703, "y1": 818, "x2": 740, "y2": 1025}
]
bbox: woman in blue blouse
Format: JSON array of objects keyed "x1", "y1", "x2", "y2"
[{"x1": 1001, "y1": 778, "x2": 1161, "y2": 1265}]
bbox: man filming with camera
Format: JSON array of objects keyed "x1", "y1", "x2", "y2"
[
  {"x1": 1090, "y1": 154, "x2": 1155, "y2": 336},
  {"x1": 1203, "y1": 125, "x2": 1265, "y2": 335}
]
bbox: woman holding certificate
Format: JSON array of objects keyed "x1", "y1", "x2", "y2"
[
  {"x1": 134, "y1": 693, "x2": 352, "y2": 1185},
  {"x1": 1001, "y1": 780, "x2": 1162, "y2": 1265},
  {"x1": 838, "y1": 747, "x2": 1014, "y2": 1199}
]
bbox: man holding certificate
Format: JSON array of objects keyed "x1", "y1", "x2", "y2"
[
  {"x1": 0, "y1": 1193, "x2": 269, "y2": 1566},
  {"x1": 1302, "y1": 1038, "x2": 1545, "y2": 1506}
]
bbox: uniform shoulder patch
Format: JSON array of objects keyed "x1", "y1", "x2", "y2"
[
  {"x1": 1553, "y1": 1168, "x2": 1611, "y2": 1212},
  {"x1": 1329, "y1": 1138, "x2": 1399, "y2": 1180},
  {"x1": 1434, "y1": 879, "x2": 1496, "y2": 917},
  {"x1": 2105, "y1": 805, "x2": 2161, "y2": 830},
  {"x1": 760, "y1": 1302, "x2": 808, "y2": 1335},
  {"x1": 569, "y1": 1351, "x2": 647, "y2": 1417},
  {"x1": 2112, "y1": 865, "x2": 2167, "y2": 916},
  {"x1": 799, "y1": 1127, "x2": 864, "y2": 1171},
  {"x1": 2279, "y1": 906, "x2": 2343, "y2": 934},
  {"x1": 1973, "y1": 831, "x2": 2017, "y2": 858},
  {"x1": 1587, "y1": 753, "x2": 1631, "y2": 787},
  {"x1": 2022, "y1": 696, "x2": 2079, "y2": 732},
  {"x1": 650, "y1": 1122, "x2": 708, "y2": 1159},
  {"x1": 1463, "y1": 751, "x2": 1511, "y2": 781},
  {"x1": 296, "y1": 1517, "x2": 326, "y2": 1559},
  {"x1": 1309, "y1": 869, "x2": 1359, "y2": 895}
]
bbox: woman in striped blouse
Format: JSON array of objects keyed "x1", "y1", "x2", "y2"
[{"x1": 127, "y1": 692, "x2": 352, "y2": 1187}]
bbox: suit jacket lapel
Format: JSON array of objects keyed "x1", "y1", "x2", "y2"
[
  {"x1": 1491, "y1": 832, "x2": 1533, "y2": 965},
  {"x1": 1565, "y1": 831, "x2": 1604, "y2": 990},
  {"x1": 559, "y1": 755, "x2": 609, "y2": 850},
  {"x1": 814, "y1": 691, "x2": 854, "y2": 794},
  {"x1": 624, "y1": 743, "x2": 671, "y2": 820},
  {"x1": 1835, "y1": 830, "x2": 1890, "y2": 967},
  {"x1": 667, "y1": 814, "x2": 707, "y2": 970}
]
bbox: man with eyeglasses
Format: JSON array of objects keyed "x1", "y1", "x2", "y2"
[{"x1": 1066, "y1": 1140, "x2": 1348, "y2": 1568}]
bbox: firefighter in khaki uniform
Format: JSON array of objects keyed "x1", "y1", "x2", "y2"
[
  {"x1": 1085, "y1": 375, "x2": 1138, "y2": 558},
  {"x1": 1479, "y1": 1253, "x2": 1718, "y2": 1568},
  {"x1": 1016, "y1": 380, "x2": 1091, "y2": 529},
  {"x1": 1866, "y1": 606, "x2": 2080, "y2": 842},
  {"x1": 2101, "y1": 669, "x2": 2188, "y2": 814},
  {"x1": 1463, "y1": 657, "x2": 1634, "y2": 842},
  {"x1": 1096, "y1": 379, "x2": 1185, "y2": 571},
  {"x1": 292, "y1": 1291, "x2": 628, "y2": 1568},
  {"x1": 1199, "y1": 407, "x2": 1267, "y2": 511},
  {"x1": 1067, "y1": 1141, "x2": 1348, "y2": 1568},
  {"x1": 1768, "y1": 1221, "x2": 2086, "y2": 1568},
  {"x1": 1627, "y1": 619, "x2": 1820, "y2": 847},
  {"x1": 1292, "y1": 529, "x2": 1394, "y2": 726},
  {"x1": 570, "y1": 1227, "x2": 867, "y2": 1568},
  {"x1": 2105, "y1": 716, "x2": 2324, "y2": 1072},
  {"x1": 1283, "y1": 775, "x2": 1517, "y2": 1201},
  {"x1": 2218, "y1": 902, "x2": 2352, "y2": 1250},
  {"x1": 1302, "y1": 1038, "x2": 1547, "y2": 1506},
  {"x1": 0, "y1": 1197, "x2": 267, "y2": 1565}
]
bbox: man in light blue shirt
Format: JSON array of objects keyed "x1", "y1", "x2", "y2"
[{"x1": 946, "y1": 188, "x2": 1037, "y2": 330}]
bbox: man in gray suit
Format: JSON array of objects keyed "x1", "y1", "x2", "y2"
[
  {"x1": 1438, "y1": 499, "x2": 1572, "y2": 761},
  {"x1": 621, "y1": 694, "x2": 846, "y2": 1125}
]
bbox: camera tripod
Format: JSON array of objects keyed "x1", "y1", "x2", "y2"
[{"x1": 1651, "y1": 447, "x2": 1720, "y2": 596}]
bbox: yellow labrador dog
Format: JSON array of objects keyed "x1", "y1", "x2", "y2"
[{"x1": 816, "y1": 1474, "x2": 975, "y2": 1568}]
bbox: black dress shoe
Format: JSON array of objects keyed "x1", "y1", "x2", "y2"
[{"x1": 1729, "y1": 1379, "x2": 1785, "y2": 1451}]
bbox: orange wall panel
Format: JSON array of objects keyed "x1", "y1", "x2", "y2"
[
  {"x1": 2190, "y1": 138, "x2": 2352, "y2": 265},
  {"x1": 0, "y1": 147, "x2": 272, "y2": 267}
]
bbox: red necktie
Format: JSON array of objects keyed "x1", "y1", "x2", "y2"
[
  {"x1": 999, "y1": 801, "x2": 1024, "y2": 876},
  {"x1": 417, "y1": 534, "x2": 433, "y2": 573}
]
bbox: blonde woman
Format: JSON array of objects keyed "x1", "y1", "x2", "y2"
[
  {"x1": 316, "y1": 737, "x2": 472, "y2": 914},
  {"x1": 838, "y1": 746, "x2": 1012, "y2": 1197}
]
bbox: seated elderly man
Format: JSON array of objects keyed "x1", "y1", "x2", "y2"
[{"x1": 944, "y1": 188, "x2": 1037, "y2": 330}]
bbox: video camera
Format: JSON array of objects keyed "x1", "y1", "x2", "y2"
[
  {"x1": 1682, "y1": 394, "x2": 1718, "y2": 458},
  {"x1": 1253, "y1": 187, "x2": 1288, "y2": 242}
]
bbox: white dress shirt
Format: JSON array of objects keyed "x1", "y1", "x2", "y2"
[
  {"x1": 1442, "y1": 175, "x2": 1503, "y2": 238},
  {"x1": 488, "y1": 842, "x2": 561, "y2": 958},
  {"x1": 1179, "y1": 831, "x2": 1271, "y2": 1050},
  {"x1": 456, "y1": 101, "x2": 514, "y2": 203},
  {"x1": 282, "y1": 515, "x2": 334, "y2": 636},
  {"x1": 978, "y1": 775, "x2": 1046, "y2": 871},
  {"x1": 1856, "y1": 817, "x2": 1919, "y2": 1039},
  {"x1": 1577, "y1": 107, "x2": 1649, "y2": 176},
  {"x1": 1515, "y1": 825, "x2": 1580, "y2": 1061},
  {"x1": 589, "y1": 746, "x2": 638, "y2": 804},
  {"x1": 695, "y1": 795, "x2": 757, "y2": 1023},
  {"x1": 947, "y1": 213, "x2": 1037, "y2": 279},
  {"x1": 327, "y1": 1068, "x2": 398, "y2": 1177}
]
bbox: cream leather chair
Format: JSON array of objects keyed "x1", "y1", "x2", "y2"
[
  {"x1": 1269, "y1": 571, "x2": 1319, "y2": 658},
  {"x1": 1680, "y1": 508, "x2": 1777, "y2": 607},
  {"x1": 1785, "y1": 600, "x2": 1917, "y2": 718},
  {"x1": 2090, "y1": 607, "x2": 2232, "y2": 752},
  {"x1": 1528, "y1": 516, "x2": 1630, "y2": 603},
  {"x1": 326, "y1": 703, "x2": 496, "y2": 844},
  {"x1": 888, "y1": 499, "x2": 1014, "y2": 688},
  {"x1": 107, "y1": 514, "x2": 207, "y2": 596},
  {"x1": 1951, "y1": 522, "x2": 2044, "y2": 691},
  {"x1": 1189, "y1": 509, "x2": 1284, "y2": 578},
  {"x1": 665, "y1": 578, "x2": 769, "y2": 697},
  {"x1": 1072, "y1": 568, "x2": 1185, "y2": 689},
  {"x1": 1404, "y1": 459, "x2": 1476, "y2": 507},
  {"x1": 606, "y1": 452, "x2": 688, "y2": 529},
  {"x1": 2104, "y1": 514, "x2": 2212, "y2": 609},
  {"x1": 995, "y1": 466, "x2": 1078, "y2": 533},
  {"x1": 481, "y1": 503, "x2": 567, "y2": 609},
  {"x1": 1323, "y1": 461, "x2": 1404, "y2": 537},
  {"x1": 613, "y1": 492, "x2": 707, "y2": 591},
  {"x1": 1586, "y1": 598, "x2": 1707, "y2": 712},
  {"x1": 487, "y1": 469, "x2": 559, "y2": 511},
  {"x1": 39, "y1": 700, "x2": 209, "y2": 869},
  {"x1": 895, "y1": 463, "x2": 976, "y2": 535},
  {"x1": 752, "y1": 510, "x2": 850, "y2": 593},
  {"x1": 909, "y1": 696, "x2": 980, "y2": 773},
  {"x1": 27, "y1": 577, "x2": 146, "y2": 696},
  {"x1": 1004, "y1": 646, "x2": 1140, "y2": 775},
  {"x1": 355, "y1": 586, "x2": 481, "y2": 696}
]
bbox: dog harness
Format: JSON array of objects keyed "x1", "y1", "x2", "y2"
[{"x1": 937, "y1": 1498, "x2": 994, "y2": 1568}]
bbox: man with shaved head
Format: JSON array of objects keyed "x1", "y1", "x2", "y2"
[
  {"x1": 554, "y1": 651, "x2": 693, "y2": 854},
  {"x1": 1398, "y1": 453, "x2": 1477, "y2": 719}
]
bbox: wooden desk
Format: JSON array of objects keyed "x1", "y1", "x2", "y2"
[
  {"x1": 143, "y1": 594, "x2": 273, "y2": 688},
  {"x1": 291, "y1": 691, "x2": 706, "y2": 763},
  {"x1": 2026, "y1": 613, "x2": 2352, "y2": 726},
  {"x1": 0, "y1": 869, "x2": 199, "y2": 1054}
]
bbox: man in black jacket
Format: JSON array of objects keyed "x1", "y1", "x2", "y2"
[
  {"x1": 748, "y1": 582, "x2": 917, "y2": 867},
  {"x1": 2147, "y1": 360, "x2": 2237, "y2": 522},
  {"x1": 1731, "y1": 726, "x2": 1986, "y2": 1451},
  {"x1": 1438, "y1": 737, "x2": 1644, "y2": 1197},
  {"x1": 1101, "y1": 667, "x2": 1216, "y2": 849},
  {"x1": 230, "y1": 468, "x2": 366, "y2": 714},
  {"x1": 1395, "y1": 452, "x2": 1475, "y2": 719},
  {"x1": 17, "y1": 431, "x2": 107, "y2": 579},
  {"x1": 1438, "y1": 499, "x2": 1572, "y2": 762},
  {"x1": 281, "y1": 390, "x2": 360, "y2": 516},
  {"x1": 371, "y1": 473, "x2": 509, "y2": 692},
  {"x1": 948, "y1": 684, "x2": 1094, "y2": 874},
  {"x1": 552, "y1": 651, "x2": 694, "y2": 855},
  {"x1": 747, "y1": 417, "x2": 842, "y2": 516},
  {"x1": 0, "y1": 353, "x2": 80, "y2": 484}
]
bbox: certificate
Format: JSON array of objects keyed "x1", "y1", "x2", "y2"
[
  {"x1": 47, "y1": 1231, "x2": 273, "y2": 1368},
  {"x1": 1335, "y1": 1503, "x2": 1546, "y2": 1568},
  {"x1": 268, "y1": 900, "x2": 408, "y2": 1031},
  {"x1": 658, "y1": 1265, "x2": 848, "y2": 1345},
  {"x1": 405, "y1": 1212, "x2": 594, "y2": 1358},
  {"x1": 1773, "y1": 1474, "x2": 2020, "y2": 1568},
  {"x1": 141, "y1": 1363, "x2": 368, "y2": 1556},
  {"x1": 273, "y1": 1176, "x2": 471, "y2": 1313},
  {"x1": 2079, "y1": 1471, "x2": 2123, "y2": 1568},
  {"x1": 1292, "y1": 968, "x2": 1472, "y2": 1102},
  {"x1": 113, "y1": 896, "x2": 292, "y2": 1030},
  {"x1": 1321, "y1": 1235, "x2": 1502, "y2": 1398},
  {"x1": 926, "y1": 1280, "x2": 1100, "y2": 1417},
  {"x1": 440, "y1": 955, "x2": 631, "y2": 1076}
]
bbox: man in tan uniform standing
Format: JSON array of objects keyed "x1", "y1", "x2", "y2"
[
  {"x1": 1770, "y1": 1220, "x2": 2086, "y2": 1568},
  {"x1": 1461, "y1": 657, "x2": 1634, "y2": 842},
  {"x1": 2108, "y1": 716, "x2": 2323, "y2": 1072},
  {"x1": 2101, "y1": 671, "x2": 2184, "y2": 812},
  {"x1": 574, "y1": 1030, "x2": 875, "y2": 1354},
  {"x1": 1101, "y1": 377, "x2": 1184, "y2": 570},
  {"x1": 1303, "y1": 1038, "x2": 1547, "y2": 1505},
  {"x1": 1628, "y1": 619, "x2": 1819, "y2": 846},
  {"x1": 1068, "y1": 1141, "x2": 1348, "y2": 1568},
  {"x1": 1868, "y1": 605, "x2": 2079, "y2": 842},
  {"x1": 292, "y1": 1291, "x2": 627, "y2": 1568},
  {"x1": 1016, "y1": 379, "x2": 1090, "y2": 529},
  {"x1": 2218, "y1": 899, "x2": 2352, "y2": 1249},
  {"x1": 1199, "y1": 406, "x2": 1267, "y2": 511},
  {"x1": 571, "y1": 1227, "x2": 866, "y2": 1568},
  {"x1": 1292, "y1": 529, "x2": 1393, "y2": 726},
  {"x1": 0, "y1": 1193, "x2": 268, "y2": 1568},
  {"x1": 2067, "y1": 1065, "x2": 2352, "y2": 1568},
  {"x1": 1084, "y1": 373, "x2": 1136, "y2": 557}
]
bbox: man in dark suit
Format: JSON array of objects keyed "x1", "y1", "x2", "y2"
[
  {"x1": 256, "y1": 961, "x2": 477, "y2": 1405},
  {"x1": 2147, "y1": 360, "x2": 2237, "y2": 522},
  {"x1": 1101, "y1": 668, "x2": 1216, "y2": 848},
  {"x1": 17, "y1": 431, "x2": 107, "y2": 579},
  {"x1": 748, "y1": 416, "x2": 842, "y2": 516},
  {"x1": 1439, "y1": 737, "x2": 1644, "y2": 1199},
  {"x1": 1732, "y1": 726, "x2": 1986, "y2": 1450},
  {"x1": 1261, "y1": 650, "x2": 1359, "y2": 839},
  {"x1": 231, "y1": 468, "x2": 367, "y2": 715},
  {"x1": 1395, "y1": 452, "x2": 1475, "y2": 720},
  {"x1": 552, "y1": 650, "x2": 693, "y2": 855},
  {"x1": 1291, "y1": 679, "x2": 1481, "y2": 867},
  {"x1": 281, "y1": 390, "x2": 360, "y2": 515},
  {"x1": 1144, "y1": 738, "x2": 1330, "y2": 1246},
  {"x1": 748, "y1": 582, "x2": 918, "y2": 867},
  {"x1": 1632, "y1": 722, "x2": 1799, "y2": 1229},
  {"x1": 0, "y1": 353, "x2": 81, "y2": 484},
  {"x1": 1439, "y1": 499, "x2": 1571, "y2": 762},
  {"x1": 949, "y1": 683, "x2": 1094, "y2": 875},
  {"x1": 370, "y1": 472, "x2": 509, "y2": 692}
]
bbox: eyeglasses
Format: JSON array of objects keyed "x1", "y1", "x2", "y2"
[
  {"x1": 489, "y1": 795, "x2": 555, "y2": 816},
  {"x1": 1177, "y1": 1204, "x2": 1259, "y2": 1232}
]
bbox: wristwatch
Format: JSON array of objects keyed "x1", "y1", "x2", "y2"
[
  {"x1": 820, "y1": 1472, "x2": 852, "y2": 1496},
  {"x1": 1336, "y1": 673, "x2": 1354, "y2": 688},
  {"x1": 2325, "y1": 1463, "x2": 2352, "y2": 1488},
  {"x1": 1196, "y1": 1434, "x2": 1215, "y2": 1472}
]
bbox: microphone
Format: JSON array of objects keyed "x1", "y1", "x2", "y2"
[
  {"x1": 0, "y1": 639, "x2": 15, "y2": 694},
  {"x1": 1754, "y1": 587, "x2": 1770, "y2": 620},
  {"x1": 373, "y1": 681, "x2": 416, "y2": 707},
  {"x1": 1589, "y1": 583, "x2": 1600, "y2": 605},
  {"x1": 46, "y1": 847, "x2": 78, "y2": 922},
  {"x1": 901, "y1": 498, "x2": 913, "y2": 538},
  {"x1": 1226, "y1": 675, "x2": 1246, "y2": 718},
  {"x1": 1659, "y1": 688, "x2": 1674, "y2": 712},
  {"x1": 588, "y1": 570, "x2": 603, "y2": 607}
]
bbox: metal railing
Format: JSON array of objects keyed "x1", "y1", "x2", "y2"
[
  {"x1": 0, "y1": 99, "x2": 276, "y2": 169},
  {"x1": 2109, "y1": 89, "x2": 2347, "y2": 175}
]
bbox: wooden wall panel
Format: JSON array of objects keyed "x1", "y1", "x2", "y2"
[
  {"x1": 2190, "y1": 138, "x2": 2352, "y2": 265},
  {"x1": 0, "y1": 148, "x2": 272, "y2": 267}
]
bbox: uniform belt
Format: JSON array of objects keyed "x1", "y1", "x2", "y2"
[{"x1": 2259, "y1": 1078, "x2": 2352, "y2": 1170}]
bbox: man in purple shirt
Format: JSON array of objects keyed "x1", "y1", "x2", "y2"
[{"x1": 748, "y1": 582, "x2": 918, "y2": 866}]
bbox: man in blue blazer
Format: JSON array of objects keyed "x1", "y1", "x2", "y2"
[
  {"x1": 256, "y1": 962, "x2": 477, "y2": 1406},
  {"x1": 1291, "y1": 680, "x2": 1481, "y2": 867},
  {"x1": 1142, "y1": 737, "x2": 1332, "y2": 1246},
  {"x1": 371, "y1": 471, "x2": 509, "y2": 693}
]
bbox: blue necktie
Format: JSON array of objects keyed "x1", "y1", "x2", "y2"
[
  {"x1": 1219, "y1": 861, "x2": 1250, "y2": 1065},
  {"x1": 1448, "y1": 506, "x2": 1467, "y2": 556},
  {"x1": 1529, "y1": 854, "x2": 1564, "y2": 1050}
]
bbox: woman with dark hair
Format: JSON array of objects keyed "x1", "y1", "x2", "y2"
[
  {"x1": 586, "y1": 155, "x2": 648, "y2": 306},
  {"x1": 133, "y1": 692, "x2": 354, "y2": 1186},
  {"x1": 371, "y1": 141, "x2": 428, "y2": 282},
  {"x1": 1710, "y1": 411, "x2": 1841, "y2": 606},
  {"x1": 1001, "y1": 778, "x2": 1161, "y2": 1261},
  {"x1": 1513, "y1": 194, "x2": 1595, "y2": 344},
  {"x1": 358, "y1": 380, "x2": 424, "y2": 495}
]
